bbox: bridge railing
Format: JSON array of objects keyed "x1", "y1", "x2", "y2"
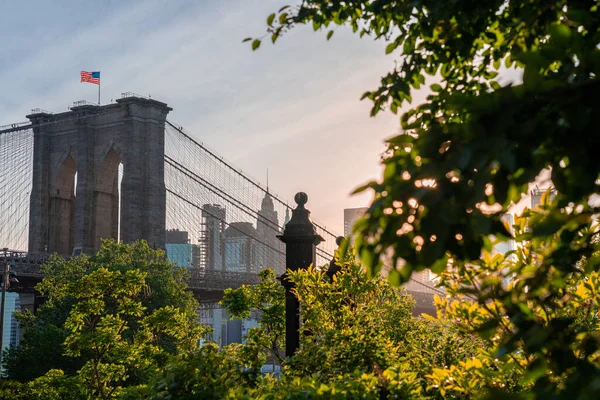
[
  {"x1": 121, "y1": 92, "x2": 148, "y2": 100},
  {"x1": 71, "y1": 101, "x2": 100, "y2": 108},
  {"x1": 0, "y1": 121, "x2": 32, "y2": 134},
  {"x1": 186, "y1": 269, "x2": 261, "y2": 291},
  {"x1": 30, "y1": 108, "x2": 54, "y2": 114},
  {"x1": 1, "y1": 251, "x2": 49, "y2": 277}
]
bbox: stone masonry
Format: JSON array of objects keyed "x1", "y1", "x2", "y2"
[{"x1": 27, "y1": 96, "x2": 172, "y2": 256}]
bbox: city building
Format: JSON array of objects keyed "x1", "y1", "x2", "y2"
[
  {"x1": 256, "y1": 191, "x2": 285, "y2": 275},
  {"x1": 165, "y1": 229, "x2": 202, "y2": 269},
  {"x1": 492, "y1": 214, "x2": 516, "y2": 257},
  {"x1": 531, "y1": 187, "x2": 557, "y2": 209},
  {"x1": 223, "y1": 222, "x2": 258, "y2": 273},
  {"x1": 404, "y1": 270, "x2": 441, "y2": 316},
  {"x1": 165, "y1": 229, "x2": 189, "y2": 244},
  {"x1": 198, "y1": 305, "x2": 226, "y2": 347},
  {"x1": 166, "y1": 243, "x2": 193, "y2": 268},
  {"x1": 344, "y1": 207, "x2": 368, "y2": 238},
  {"x1": 201, "y1": 204, "x2": 226, "y2": 271},
  {"x1": 1, "y1": 292, "x2": 20, "y2": 352}
]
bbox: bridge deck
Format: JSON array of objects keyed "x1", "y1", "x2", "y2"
[{"x1": 1, "y1": 251, "x2": 260, "y2": 296}]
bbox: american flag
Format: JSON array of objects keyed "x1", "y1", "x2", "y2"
[{"x1": 80, "y1": 71, "x2": 100, "y2": 85}]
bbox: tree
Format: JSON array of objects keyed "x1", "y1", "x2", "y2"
[
  {"x1": 152, "y1": 256, "x2": 480, "y2": 399},
  {"x1": 247, "y1": 1, "x2": 600, "y2": 397},
  {"x1": 2, "y1": 297, "x2": 84, "y2": 381},
  {"x1": 3, "y1": 240, "x2": 204, "y2": 399}
]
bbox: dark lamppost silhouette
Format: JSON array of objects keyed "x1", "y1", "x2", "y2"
[{"x1": 277, "y1": 193, "x2": 323, "y2": 357}]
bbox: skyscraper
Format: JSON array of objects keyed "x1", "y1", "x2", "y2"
[
  {"x1": 223, "y1": 222, "x2": 257, "y2": 273},
  {"x1": 256, "y1": 191, "x2": 285, "y2": 275},
  {"x1": 201, "y1": 204, "x2": 226, "y2": 271}
]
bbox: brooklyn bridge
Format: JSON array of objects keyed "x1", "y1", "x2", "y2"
[
  {"x1": 0, "y1": 93, "x2": 340, "y2": 313},
  {"x1": 0, "y1": 93, "x2": 439, "y2": 344}
]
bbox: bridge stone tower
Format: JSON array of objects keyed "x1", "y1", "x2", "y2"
[{"x1": 27, "y1": 96, "x2": 172, "y2": 256}]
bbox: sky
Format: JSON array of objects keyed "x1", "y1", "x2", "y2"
[
  {"x1": 0, "y1": 1, "x2": 527, "y2": 235},
  {"x1": 0, "y1": 0, "x2": 420, "y2": 235}
]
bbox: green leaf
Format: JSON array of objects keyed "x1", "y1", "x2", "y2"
[
  {"x1": 279, "y1": 12, "x2": 288, "y2": 25},
  {"x1": 474, "y1": 319, "x2": 499, "y2": 336},
  {"x1": 386, "y1": 41, "x2": 399, "y2": 54},
  {"x1": 327, "y1": 30, "x2": 334, "y2": 40},
  {"x1": 531, "y1": 213, "x2": 565, "y2": 236},
  {"x1": 252, "y1": 39, "x2": 261, "y2": 51},
  {"x1": 388, "y1": 269, "x2": 401, "y2": 286},
  {"x1": 242, "y1": 37, "x2": 252, "y2": 43},
  {"x1": 430, "y1": 83, "x2": 442, "y2": 92},
  {"x1": 267, "y1": 13, "x2": 275, "y2": 26},
  {"x1": 550, "y1": 23, "x2": 572, "y2": 47}
]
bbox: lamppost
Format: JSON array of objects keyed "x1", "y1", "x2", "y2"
[{"x1": 277, "y1": 193, "x2": 323, "y2": 357}]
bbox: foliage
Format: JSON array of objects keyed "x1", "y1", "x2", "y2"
[
  {"x1": 221, "y1": 268, "x2": 286, "y2": 365},
  {"x1": 154, "y1": 256, "x2": 479, "y2": 399},
  {"x1": 148, "y1": 342, "x2": 265, "y2": 400},
  {"x1": 248, "y1": 1, "x2": 600, "y2": 397},
  {"x1": 40, "y1": 239, "x2": 197, "y2": 318},
  {"x1": 428, "y1": 207, "x2": 600, "y2": 398},
  {"x1": 285, "y1": 260, "x2": 414, "y2": 377},
  {"x1": 3, "y1": 240, "x2": 199, "y2": 383},
  {"x1": 2, "y1": 240, "x2": 204, "y2": 400},
  {"x1": 2, "y1": 243, "x2": 480, "y2": 399},
  {"x1": 2, "y1": 298, "x2": 84, "y2": 381},
  {"x1": 224, "y1": 366, "x2": 424, "y2": 399}
]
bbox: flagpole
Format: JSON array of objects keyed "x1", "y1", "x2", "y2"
[{"x1": 98, "y1": 82, "x2": 101, "y2": 105}]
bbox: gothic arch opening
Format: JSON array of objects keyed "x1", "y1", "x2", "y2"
[
  {"x1": 94, "y1": 149, "x2": 121, "y2": 251},
  {"x1": 50, "y1": 154, "x2": 76, "y2": 255}
]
